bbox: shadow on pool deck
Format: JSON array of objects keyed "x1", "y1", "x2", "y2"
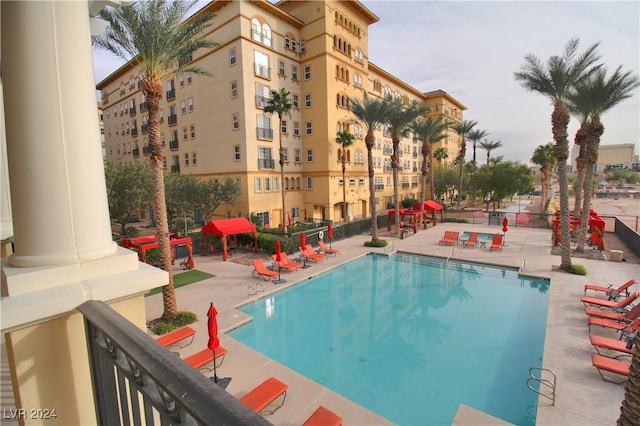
[{"x1": 145, "y1": 224, "x2": 633, "y2": 425}]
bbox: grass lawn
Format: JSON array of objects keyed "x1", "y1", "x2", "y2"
[{"x1": 145, "y1": 270, "x2": 215, "y2": 297}]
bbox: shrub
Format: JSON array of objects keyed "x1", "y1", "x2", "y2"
[
  {"x1": 401, "y1": 198, "x2": 419, "y2": 208},
  {"x1": 151, "y1": 310, "x2": 198, "y2": 335},
  {"x1": 444, "y1": 218, "x2": 469, "y2": 223},
  {"x1": 567, "y1": 264, "x2": 588, "y2": 276},
  {"x1": 364, "y1": 239, "x2": 388, "y2": 248},
  {"x1": 125, "y1": 225, "x2": 140, "y2": 238}
]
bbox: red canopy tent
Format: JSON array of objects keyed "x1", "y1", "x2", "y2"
[
  {"x1": 414, "y1": 200, "x2": 444, "y2": 226},
  {"x1": 201, "y1": 217, "x2": 258, "y2": 260},
  {"x1": 387, "y1": 208, "x2": 427, "y2": 233},
  {"x1": 136, "y1": 237, "x2": 195, "y2": 269}
]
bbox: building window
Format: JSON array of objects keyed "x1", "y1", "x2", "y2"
[
  {"x1": 188, "y1": 98, "x2": 193, "y2": 112},
  {"x1": 192, "y1": 152, "x2": 197, "y2": 165},
  {"x1": 190, "y1": 125, "x2": 195, "y2": 139},
  {"x1": 234, "y1": 145, "x2": 241, "y2": 161},
  {"x1": 293, "y1": 122, "x2": 300, "y2": 136},
  {"x1": 256, "y1": 83, "x2": 270, "y2": 108},
  {"x1": 254, "y1": 51, "x2": 270, "y2": 79},
  {"x1": 235, "y1": 178, "x2": 241, "y2": 192},
  {"x1": 186, "y1": 72, "x2": 192, "y2": 84},
  {"x1": 292, "y1": 94, "x2": 299, "y2": 108},
  {"x1": 183, "y1": 127, "x2": 188, "y2": 140},
  {"x1": 306, "y1": 177, "x2": 312, "y2": 189},
  {"x1": 273, "y1": 177, "x2": 279, "y2": 191},
  {"x1": 264, "y1": 177, "x2": 271, "y2": 191},
  {"x1": 232, "y1": 113, "x2": 239, "y2": 130},
  {"x1": 231, "y1": 81, "x2": 238, "y2": 98},
  {"x1": 304, "y1": 65, "x2": 311, "y2": 80},
  {"x1": 179, "y1": 73, "x2": 185, "y2": 87},
  {"x1": 306, "y1": 148, "x2": 313, "y2": 162},
  {"x1": 292, "y1": 207, "x2": 300, "y2": 218},
  {"x1": 292, "y1": 65, "x2": 298, "y2": 80},
  {"x1": 350, "y1": 178, "x2": 356, "y2": 187},
  {"x1": 278, "y1": 60, "x2": 286, "y2": 76},
  {"x1": 281, "y1": 120, "x2": 288, "y2": 134},
  {"x1": 294, "y1": 148, "x2": 301, "y2": 162},
  {"x1": 256, "y1": 211, "x2": 269, "y2": 226},
  {"x1": 305, "y1": 121, "x2": 312, "y2": 135},
  {"x1": 339, "y1": 178, "x2": 344, "y2": 187},
  {"x1": 181, "y1": 100, "x2": 186, "y2": 114},
  {"x1": 304, "y1": 94, "x2": 311, "y2": 108},
  {"x1": 359, "y1": 178, "x2": 365, "y2": 186},
  {"x1": 255, "y1": 177, "x2": 262, "y2": 192},
  {"x1": 184, "y1": 152, "x2": 190, "y2": 165},
  {"x1": 229, "y1": 48, "x2": 236, "y2": 66},
  {"x1": 282, "y1": 148, "x2": 288, "y2": 162}
]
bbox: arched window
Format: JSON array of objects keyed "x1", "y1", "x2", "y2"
[
  {"x1": 285, "y1": 35, "x2": 291, "y2": 49},
  {"x1": 261, "y1": 23, "x2": 271, "y2": 46},
  {"x1": 251, "y1": 18, "x2": 261, "y2": 42}
]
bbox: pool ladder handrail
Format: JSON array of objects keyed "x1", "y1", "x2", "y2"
[
  {"x1": 527, "y1": 366, "x2": 556, "y2": 406},
  {"x1": 248, "y1": 282, "x2": 265, "y2": 296}
]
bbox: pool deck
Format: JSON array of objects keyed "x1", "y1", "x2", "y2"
[{"x1": 144, "y1": 223, "x2": 637, "y2": 425}]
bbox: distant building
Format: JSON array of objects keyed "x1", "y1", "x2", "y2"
[{"x1": 570, "y1": 142, "x2": 636, "y2": 173}]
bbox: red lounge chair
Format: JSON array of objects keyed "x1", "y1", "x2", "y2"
[
  {"x1": 319, "y1": 240, "x2": 340, "y2": 256},
  {"x1": 239, "y1": 377, "x2": 288, "y2": 415},
  {"x1": 585, "y1": 304, "x2": 640, "y2": 321},
  {"x1": 592, "y1": 354, "x2": 630, "y2": 384},
  {"x1": 252, "y1": 259, "x2": 279, "y2": 281},
  {"x1": 302, "y1": 406, "x2": 343, "y2": 426},
  {"x1": 465, "y1": 233, "x2": 478, "y2": 248},
  {"x1": 588, "y1": 317, "x2": 640, "y2": 334},
  {"x1": 302, "y1": 245, "x2": 327, "y2": 262},
  {"x1": 183, "y1": 346, "x2": 228, "y2": 371},
  {"x1": 438, "y1": 231, "x2": 458, "y2": 246},
  {"x1": 490, "y1": 234, "x2": 503, "y2": 251},
  {"x1": 589, "y1": 335, "x2": 634, "y2": 358},
  {"x1": 155, "y1": 326, "x2": 196, "y2": 349},
  {"x1": 272, "y1": 252, "x2": 303, "y2": 272},
  {"x1": 584, "y1": 279, "x2": 637, "y2": 300},
  {"x1": 581, "y1": 292, "x2": 638, "y2": 310}
]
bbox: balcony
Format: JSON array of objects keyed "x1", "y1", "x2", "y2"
[
  {"x1": 255, "y1": 95, "x2": 269, "y2": 108},
  {"x1": 131, "y1": 127, "x2": 138, "y2": 137},
  {"x1": 132, "y1": 148, "x2": 140, "y2": 157},
  {"x1": 169, "y1": 139, "x2": 179, "y2": 150},
  {"x1": 383, "y1": 148, "x2": 392, "y2": 155},
  {"x1": 129, "y1": 106, "x2": 136, "y2": 116},
  {"x1": 140, "y1": 102, "x2": 147, "y2": 111},
  {"x1": 168, "y1": 114, "x2": 177, "y2": 126},
  {"x1": 253, "y1": 63, "x2": 271, "y2": 79},
  {"x1": 258, "y1": 158, "x2": 275, "y2": 169},
  {"x1": 143, "y1": 146, "x2": 149, "y2": 155},
  {"x1": 256, "y1": 127, "x2": 273, "y2": 140},
  {"x1": 141, "y1": 124, "x2": 148, "y2": 134},
  {"x1": 166, "y1": 88, "x2": 175, "y2": 101}
]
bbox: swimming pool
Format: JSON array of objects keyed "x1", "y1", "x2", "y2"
[{"x1": 229, "y1": 253, "x2": 550, "y2": 425}]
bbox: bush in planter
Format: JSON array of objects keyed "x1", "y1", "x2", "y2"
[
  {"x1": 567, "y1": 264, "x2": 587, "y2": 276},
  {"x1": 364, "y1": 239, "x2": 388, "y2": 248},
  {"x1": 151, "y1": 311, "x2": 198, "y2": 335}
]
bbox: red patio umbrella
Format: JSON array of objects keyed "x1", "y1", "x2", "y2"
[
  {"x1": 502, "y1": 216, "x2": 509, "y2": 246},
  {"x1": 300, "y1": 232, "x2": 306, "y2": 250},
  {"x1": 287, "y1": 213, "x2": 293, "y2": 226},
  {"x1": 207, "y1": 303, "x2": 221, "y2": 383},
  {"x1": 274, "y1": 240, "x2": 285, "y2": 284},
  {"x1": 327, "y1": 223, "x2": 333, "y2": 248}
]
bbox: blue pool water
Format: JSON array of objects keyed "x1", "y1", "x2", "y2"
[
  {"x1": 229, "y1": 253, "x2": 550, "y2": 425},
  {"x1": 460, "y1": 231, "x2": 497, "y2": 242}
]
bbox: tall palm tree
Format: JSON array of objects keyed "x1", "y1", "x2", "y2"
[
  {"x1": 531, "y1": 143, "x2": 556, "y2": 213},
  {"x1": 569, "y1": 65, "x2": 639, "y2": 252},
  {"x1": 479, "y1": 139, "x2": 502, "y2": 165},
  {"x1": 94, "y1": 0, "x2": 218, "y2": 320},
  {"x1": 265, "y1": 88, "x2": 293, "y2": 233},
  {"x1": 335, "y1": 130, "x2": 355, "y2": 222},
  {"x1": 619, "y1": 345, "x2": 640, "y2": 425},
  {"x1": 514, "y1": 37, "x2": 601, "y2": 271},
  {"x1": 349, "y1": 92, "x2": 392, "y2": 243},
  {"x1": 433, "y1": 147, "x2": 449, "y2": 165},
  {"x1": 571, "y1": 122, "x2": 589, "y2": 216},
  {"x1": 411, "y1": 116, "x2": 449, "y2": 203},
  {"x1": 467, "y1": 128, "x2": 489, "y2": 205},
  {"x1": 385, "y1": 96, "x2": 428, "y2": 235},
  {"x1": 450, "y1": 119, "x2": 478, "y2": 209}
]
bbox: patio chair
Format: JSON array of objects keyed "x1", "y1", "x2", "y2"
[
  {"x1": 465, "y1": 233, "x2": 478, "y2": 248},
  {"x1": 581, "y1": 292, "x2": 638, "y2": 310},
  {"x1": 302, "y1": 406, "x2": 343, "y2": 426},
  {"x1": 592, "y1": 354, "x2": 630, "y2": 384},
  {"x1": 438, "y1": 231, "x2": 458, "y2": 246},
  {"x1": 588, "y1": 317, "x2": 640, "y2": 334},
  {"x1": 272, "y1": 252, "x2": 303, "y2": 272},
  {"x1": 155, "y1": 326, "x2": 196, "y2": 349},
  {"x1": 318, "y1": 240, "x2": 340, "y2": 256},
  {"x1": 302, "y1": 245, "x2": 328, "y2": 262},
  {"x1": 252, "y1": 259, "x2": 279, "y2": 281},
  {"x1": 490, "y1": 234, "x2": 503, "y2": 251},
  {"x1": 589, "y1": 335, "x2": 634, "y2": 358},
  {"x1": 239, "y1": 377, "x2": 288, "y2": 415},
  {"x1": 585, "y1": 304, "x2": 640, "y2": 322},
  {"x1": 584, "y1": 279, "x2": 637, "y2": 300},
  {"x1": 183, "y1": 346, "x2": 227, "y2": 372}
]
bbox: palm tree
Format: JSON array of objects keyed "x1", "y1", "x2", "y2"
[
  {"x1": 264, "y1": 88, "x2": 293, "y2": 233},
  {"x1": 514, "y1": 37, "x2": 601, "y2": 271},
  {"x1": 384, "y1": 96, "x2": 428, "y2": 235},
  {"x1": 411, "y1": 116, "x2": 449, "y2": 204},
  {"x1": 450, "y1": 119, "x2": 478, "y2": 209},
  {"x1": 467, "y1": 128, "x2": 488, "y2": 205},
  {"x1": 571, "y1": 122, "x2": 590, "y2": 216},
  {"x1": 479, "y1": 139, "x2": 503, "y2": 165},
  {"x1": 349, "y1": 92, "x2": 392, "y2": 242},
  {"x1": 619, "y1": 345, "x2": 640, "y2": 425},
  {"x1": 433, "y1": 147, "x2": 449, "y2": 165},
  {"x1": 94, "y1": 0, "x2": 218, "y2": 320},
  {"x1": 335, "y1": 130, "x2": 355, "y2": 222},
  {"x1": 569, "y1": 65, "x2": 639, "y2": 252},
  {"x1": 531, "y1": 143, "x2": 556, "y2": 213}
]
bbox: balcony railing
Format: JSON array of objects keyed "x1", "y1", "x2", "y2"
[
  {"x1": 129, "y1": 106, "x2": 136, "y2": 116},
  {"x1": 168, "y1": 114, "x2": 178, "y2": 126},
  {"x1": 256, "y1": 127, "x2": 273, "y2": 140},
  {"x1": 171, "y1": 164, "x2": 180, "y2": 173},
  {"x1": 141, "y1": 124, "x2": 148, "y2": 134},
  {"x1": 140, "y1": 102, "x2": 147, "y2": 111},
  {"x1": 166, "y1": 89, "x2": 176, "y2": 101},
  {"x1": 258, "y1": 158, "x2": 275, "y2": 169},
  {"x1": 143, "y1": 146, "x2": 149, "y2": 155},
  {"x1": 253, "y1": 63, "x2": 271, "y2": 79},
  {"x1": 132, "y1": 148, "x2": 140, "y2": 157},
  {"x1": 131, "y1": 128, "x2": 138, "y2": 137},
  {"x1": 255, "y1": 95, "x2": 269, "y2": 108},
  {"x1": 78, "y1": 301, "x2": 270, "y2": 425},
  {"x1": 169, "y1": 139, "x2": 179, "y2": 150},
  {"x1": 402, "y1": 183, "x2": 410, "y2": 189},
  {"x1": 374, "y1": 184, "x2": 384, "y2": 191}
]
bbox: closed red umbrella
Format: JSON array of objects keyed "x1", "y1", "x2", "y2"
[
  {"x1": 274, "y1": 240, "x2": 285, "y2": 284},
  {"x1": 287, "y1": 213, "x2": 292, "y2": 226},
  {"x1": 207, "y1": 303, "x2": 220, "y2": 383},
  {"x1": 502, "y1": 216, "x2": 509, "y2": 246},
  {"x1": 327, "y1": 223, "x2": 333, "y2": 248},
  {"x1": 300, "y1": 232, "x2": 306, "y2": 250}
]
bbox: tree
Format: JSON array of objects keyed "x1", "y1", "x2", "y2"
[
  {"x1": 531, "y1": 143, "x2": 557, "y2": 213},
  {"x1": 410, "y1": 116, "x2": 449, "y2": 205},
  {"x1": 433, "y1": 147, "x2": 449, "y2": 165},
  {"x1": 335, "y1": 130, "x2": 355, "y2": 222},
  {"x1": 164, "y1": 173, "x2": 200, "y2": 232},
  {"x1": 432, "y1": 165, "x2": 458, "y2": 205},
  {"x1": 264, "y1": 88, "x2": 293, "y2": 233},
  {"x1": 515, "y1": 37, "x2": 601, "y2": 271},
  {"x1": 349, "y1": 92, "x2": 392, "y2": 243},
  {"x1": 94, "y1": 0, "x2": 218, "y2": 320},
  {"x1": 384, "y1": 96, "x2": 428, "y2": 235},
  {"x1": 479, "y1": 139, "x2": 503, "y2": 165},
  {"x1": 450, "y1": 119, "x2": 478, "y2": 209},
  {"x1": 467, "y1": 128, "x2": 489, "y2": 205},
  {"x1": 195, "y1": 177, "x2": 239, "y2": 222},
  {"x1": 569, "y1": 65, "x2": 639, "y2": 251},
  {"x1": 618, "y1": 345, "x2": 640, "y2": 425},
  {"x1": 105, "y1": 161, "x2": 152, "y2": 235}
]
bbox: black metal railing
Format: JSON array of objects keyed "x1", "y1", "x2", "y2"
[
  {"x1": 141, "y1": 124, "x2": 148, "y2": 134},
  {"x1": 171, "y1": 164, "x2": 180, "y2": 173},
  {"x1": 166, "y1": 89, "x2": 175, "y2": 101},
  {"x1": 129, "y1": 106, "x2": 136, "y2": 116},
  {"x1": 256, "y1": 127, "x2": 273, "y2": 140},
  {"x1": 169, "y1": 139, "x2": 179, "y2": 150},
  {"x1": 78, "y1": 300, "x2": 269, "y2": 426},
  {"x1": 131, "y1": 128, "x2": 138, "y2": 137},
  {"x1": 258, "y1": 158, "x2": 275, "y2": 169},
  {"x1": 140, "y1": 102, "x2": 147, "y2": 111},
  {"x1": 168, "y1": 114, "x2": 178, "y2": 126},
  {"x1": 132, "y1": 148, "x2": 139, "y2": 157}
]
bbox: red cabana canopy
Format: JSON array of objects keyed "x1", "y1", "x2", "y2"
[
  {"x1": 201, "y1": 217, "x2": 258, "y2": 260},
  {"x1": 413, "y1": 200, "x2": 444, "y2": 226}
]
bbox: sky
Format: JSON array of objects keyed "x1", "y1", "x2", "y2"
[{"x1": 92, "y1": 0, "x2": 640, "y2": 165}]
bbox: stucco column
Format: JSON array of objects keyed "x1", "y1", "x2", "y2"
[{"x1": 2, "y1": 0, "x2": 116, "y2": 268}]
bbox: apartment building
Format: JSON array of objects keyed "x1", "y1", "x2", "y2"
[
  {"x1": 570, "y1": 142, "x2": 637, "y2": 173},
  {"x1": 97, "y1": 0, "x2": 465, "y2": 227}
]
